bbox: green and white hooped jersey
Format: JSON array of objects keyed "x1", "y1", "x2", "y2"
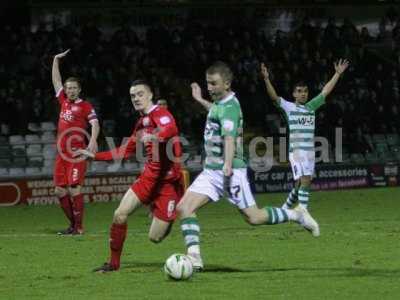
[
  {"x1": 204, "y1": 92, "x2": 246, "y2": 170},
  {"x1": 278, "y1": 94, "x2": 325, "y2": 153}
]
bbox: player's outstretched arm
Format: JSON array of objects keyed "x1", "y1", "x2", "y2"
[
  {"x1": 261, "y1": 63, "x2": 280, "y2": 103},
  {"x1": 191, "y1": 82, "x2": 212, "y2": 111},
  {"x1": 321, "y1": 58, "x2": 349, "y2": 98},
  {"x1": 52, "y1": 49, "x2": 70, "y2": 94}
]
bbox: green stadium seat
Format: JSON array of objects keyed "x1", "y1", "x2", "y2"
[
  {"x1": 13, "y1": 157, "x2": 27, "y2": 168},
  {"x1": 350, "y1": 153, "x2": 365, "y2": 164},
  {"x1": 0, "y1": 146, "x2": 11, "y2": 158},
  {"x1": 13, "y1": 148, "x2": 26, "y2": 157},
  {"x1": 0, "y1": 158, "x2": 11, "y2": 168},
  {"x1": 372, "y1": 134, "x2": 386, "y2": 144},
  {"x1": 378, "y1": 151, "x2": 396, "y2": 163},
  {"x1": 364, "y1": 152, "x2": 379, "y2": 163},
  {"x1": 390, "y1": 145, "x2": 400, "y2": 153},
  {"x1": 375, "y1": 143, "x2": 389, "y2": 154},
  {"x1": 386, "y1": 134, "x2": 400, "y2": 146}
]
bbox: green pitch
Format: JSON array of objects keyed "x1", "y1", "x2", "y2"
[{"x1": 1, "y1": 187, "x2": 400, "y2": 299}]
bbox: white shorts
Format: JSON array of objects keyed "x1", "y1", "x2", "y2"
[
  {"x1": 188, "y1": 168, "x2": 255, "y2": 210},
  {"x1": 289, "y1": 151, "x2": 315, "y2": 181}
]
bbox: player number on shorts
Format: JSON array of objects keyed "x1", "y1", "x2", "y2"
[{"x1": 230, "y1": 185, "x2": 241, "y2": 198}]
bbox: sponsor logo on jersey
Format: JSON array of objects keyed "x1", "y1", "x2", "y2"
[
  {"x1": 222, "y1": 119, "x2": 234, "y2": 131},
  {"x1": 160, "y1": 116, "x2": 171, "y2": 125}
]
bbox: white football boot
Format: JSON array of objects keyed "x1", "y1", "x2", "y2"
[
  {"x1": 187, "y1": 253, "x2": 204, "y2": 271},
  {"x1": 295, "y1": 206, "x2": 320, "y2": 237}
]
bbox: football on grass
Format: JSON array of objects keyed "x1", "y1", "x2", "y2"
[{"x1": 164, "y1": 254, "x2": 193, "y2": 280}]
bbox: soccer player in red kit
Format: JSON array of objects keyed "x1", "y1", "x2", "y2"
[
  {"x1": 78, "y1": 80, "x2": 184, "y2": 272},
  {"x1": 52, "y1": 49, "x2": 100, "y2": 235}
]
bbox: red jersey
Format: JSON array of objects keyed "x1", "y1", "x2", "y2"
[
  {"x1": 95, "y1": 105, "x2": 182, "y2": 182},
  {"x1": 56, "y1": 88, "x2": 97, "y2": 156}
]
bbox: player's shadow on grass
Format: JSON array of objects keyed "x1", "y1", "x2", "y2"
[{"x1": 123, "y1": 262, "x2": 400, "y2": 278}]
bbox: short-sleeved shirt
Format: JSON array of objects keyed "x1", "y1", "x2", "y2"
[
  {"x1": 277, "y1": 93, "x2": 325, "y2": 153},
  {"x1": 203, "y1": 92, "x2": 246, "y2": 170},
  {"x1": 56, "y1": 88, "x2": 97, "y2": 155}
]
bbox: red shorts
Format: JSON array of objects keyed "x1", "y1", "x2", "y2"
[
  {"x1": 131, "y1": 174, "x2": 184, "y2": 222},
  {"x1": 53, "y1": 154, "x2": 87, "y2": 187}
]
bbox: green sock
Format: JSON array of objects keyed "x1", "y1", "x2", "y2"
[
  {"x1": 181, "y1": 217, "x2": 200, "y2": 254},
  {"x1": 265, "y1": 207, "x2": 289, "y2": 224}
]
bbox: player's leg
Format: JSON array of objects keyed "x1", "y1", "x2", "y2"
[
  {"x1": 53, "y1": 155, "x2": 74, "y2": 234},
  {"x1": 228, "y1": 168, "x2": 299, "y2": 225},
  {"x1": 176, "y1": 170, "x2": 220, "y2": 270},
  {"x1": 298, "y1": 175, "x2": 312, "y2": 210},
  {"x1": 282, "y1": 156, "x2": 302, "y2": 209},
  {"x1": 282, "y1": 179, "x2": 300, "y2": 209},
  {"x1": 67, "y1": 160, "x2": 87, "y2": 234},
  {"x1": 55, "y1": 185, "x2": 74, "y2": 235},
  {"x1": 148, "y1": 217, "x2": 173, "y2": 243},
  {"x1": 94, "y1": 188, "x2": 142, "y2": 272},
  {"x1": 68, "y1": 185, "x2": 84, "y2": 234}
]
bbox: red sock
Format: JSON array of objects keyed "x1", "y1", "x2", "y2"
[
  {"x1": 71, "y1": 194, "x2": 84, "y2": 232},
  {"x1": 109, "y1": 223, "x2": 127, "y2": 270},
  {"x1": 59, "y1": 195, "x2": 74, "y2": 227}
]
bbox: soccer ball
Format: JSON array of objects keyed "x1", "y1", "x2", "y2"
[{"x1": 164, "y1": 254, "x2": 193, "y2": 280}]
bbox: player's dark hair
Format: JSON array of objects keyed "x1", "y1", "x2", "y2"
[
  {"x1": 64, "y1": 77, "x2": 81, "y2": 88},
  {"x1": 293, "y1": 81, "x2": 308, "y2": 91},
  {"x1": 131, "y1": 79, "x2": 153, "y2": 92},
  {"x1": 206, "y1": 61, "x2": 234, "y2": 83}
]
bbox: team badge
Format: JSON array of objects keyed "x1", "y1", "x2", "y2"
[{"x1": 143, "y1": 117, "x2": 150, "y2": 126}]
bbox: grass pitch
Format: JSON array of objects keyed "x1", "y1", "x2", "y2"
[{"x1": 1, "y1": 187, "x2": 400, "y2": 299}]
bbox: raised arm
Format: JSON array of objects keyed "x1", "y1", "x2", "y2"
[
  {"x1": 191, "y1": 82, "x2": 212, "y2": 111},
  {"x1": 261, "y1": 63, "x2": 280, "y2": 103},
  {"x1": 321, "y1": 59, "x2": 349, "y2": 98},
  {"x1": 52, "y1": 49, "x2": 70, "y2": 94}
]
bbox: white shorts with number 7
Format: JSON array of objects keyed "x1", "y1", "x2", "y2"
[{"x1": 188, "y1": 168, "x2": 255, "y2": 210}]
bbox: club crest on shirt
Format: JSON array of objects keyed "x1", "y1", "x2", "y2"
[
  {"x1": 71, "y1": 105, "x2": 80, "y2": 112},
  {"x1": 143, "y1": 117, "x2": 150, "y2": 126}
]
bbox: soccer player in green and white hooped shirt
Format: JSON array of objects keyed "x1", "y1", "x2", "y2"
[
  {"x1": 261, "y1": 59, "x2": 349, "y2": 236},
  {"x1": 176, "y1": 61, "x2": 319, "y2": 270}
]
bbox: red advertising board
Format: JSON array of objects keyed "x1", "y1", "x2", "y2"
[{"x1": 0, "y1": 175, "x2": 137, "y2": 206}]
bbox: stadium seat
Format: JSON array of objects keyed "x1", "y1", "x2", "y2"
[
  {"x1": 25, "y1": 167, "x2": 41, "y2": 175},
  {"x1": 372, "y1": 134, "x2": 386, "y2": 144},
  {"x1": 123, "y1": 162, "x2": 139, "y2": 172},
  {"x1": 9, "y1": 135, "x2": 25, "y2": 145},
  {"x1": 90, "y1": 161, "x2": 108, "y2": 173},
  {"x1": 0, "y1": 136, "x2": 8, "y2": 144},
  {"x1": 41, "y1": 166, "x2": 53, "y2": 175},
  {"x1": 41, "y1": 131, "x2": 56, "y2": 143},
  {"x1": 375, "y1": 143, "x2": 389, "y2": 154},
  {"x1": 40, "y1": 122, "x2": 56, "y2": 131},
  {"x1": 0, "y1": 158, "x2": 11, "y2": 168},
  {"x1": 28, "y1": 157, "x2": 43, "y2": 168},
  {"x1": 386, "y1": 134, "x2": 400, "y2": 146},
  {"x1": 0, "y1": 146, "x2": 11, "y2": 158},
  {"x1": 43, "y1": 159, "x2": 54, "y2": 167},
  {"x1": 25, "y1": 134, "x2": 41, "y2": 144},
  {"x1": 350, "y1": 153, "x2": 365, "y2": 164},
  {"x1": 43, "y1": 145, "x2": 56, "y2": 159},
  {"x1": 26, "y1": 144, "x2": 42, "y2": 157},
  {"x1": 28, "y1": 123, "x2": 41, "y2": 132},
  {"x1": 13, "y1": 157, "x2": 27, "y2": 168},
  {"x1": 0, "y1": 167, "x2": 9, "y2": 176},
  {"x1": 9, "y1": 167, "x2": 25, "y2": 176},
  {"x1": 12, "y1": 147, "x2": 27, "y2": 157},
  {"x1": 364, "y1": 152, "x2": 379, "y2": 163}
]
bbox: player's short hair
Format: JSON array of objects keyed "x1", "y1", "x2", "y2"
[
  {"x1": 293, "y1": 81, "x2": 308, "y2": 91},
  {"x1": 131, "y1": 79, "x2": 153, "y2": 92},
  {"x1": 206, "y1": 61, "x2": 234, "y2": 83},
  {"x1": 64, "y1": 77, "x2": 81, "y2": 88}
]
